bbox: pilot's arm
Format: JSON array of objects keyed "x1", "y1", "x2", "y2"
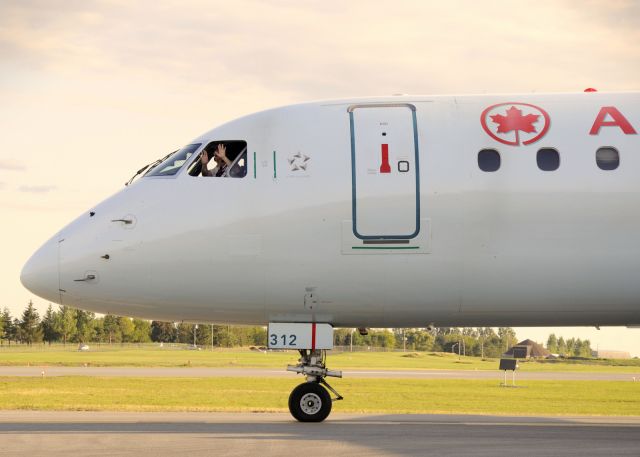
[
  {"x1": 200, "y1": 151, "x2": 213, "y2": 177},
  {"x1": 214, "y1": 144, "x2": 231, "y2": 167}
]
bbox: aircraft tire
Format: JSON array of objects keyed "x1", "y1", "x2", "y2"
[{"x1": 288, "y1": 382, "x2": 332, "y2": 422}]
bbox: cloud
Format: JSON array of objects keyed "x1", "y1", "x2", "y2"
[
  {"x1": 0, "y1": 159, "x2": 26, "y2": 171},
  {"x1": 18, "y1": 185, "x2": 57, "y2": 193},
  {"x1": 1, "y1": 0, "x2": 638, "y2": 100},
  {"x1": 573, "y1": 0, "x2": 640, "y2": 31}
]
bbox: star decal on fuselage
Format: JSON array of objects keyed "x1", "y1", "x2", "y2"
[{"x1": 288, "y1": 152, "x2": 310, "y2": 171}]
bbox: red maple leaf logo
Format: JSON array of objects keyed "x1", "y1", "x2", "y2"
[
  {"x1": 490, "y1": 106, "x2": 540, "y2": 146},
  {"x1": 480, "y1": 102, "x2": 550, "y2": 146}
]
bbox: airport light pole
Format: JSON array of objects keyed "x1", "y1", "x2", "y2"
[{"x1": 193, "y1": 324, "x2": 198, "y2": 348}]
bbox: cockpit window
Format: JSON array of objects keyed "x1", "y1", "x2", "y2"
[
  {"x1": 188, "y1": 140, "x2": 248, "y2": 178},
  {"x1": 228, "y1": 150, "x2": 248, "y2": 178},
  {"x1": 145, "y1": 143, "x2": 202, "y2": 177}
]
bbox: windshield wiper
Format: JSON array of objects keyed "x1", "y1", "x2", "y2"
[
  {"x1": 125, "y1": 151, "x2": 176, "y2": 186},
  {"x1": 125, "y1": 162, "x2": 156, "y2": 186}
]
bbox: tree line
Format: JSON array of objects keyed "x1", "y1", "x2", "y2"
[
  {"x1": 546, "y1": 333, "x2": 592, "y2": 357},
  {"x1": 337, "y1": 328, "x2": 594, "y2": 357},
  {"x1": 0, "y1": 302, "x2": 266, "y2": 347},
  {"x1": 0, "y1": 302, "x2": 593, "y2": 357},
  {"x1": 334, "y1": 327, "x2": 519, "y2": 357}
]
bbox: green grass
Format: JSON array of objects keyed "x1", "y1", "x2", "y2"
[
  {"x1": 0, "y1": 377, "x2": 638, "y2": 416},
  {"x1": 0, "y1": 345, "x2": 638, "y2": 373}
]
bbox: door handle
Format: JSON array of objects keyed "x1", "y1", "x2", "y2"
[
  {"x1": 74, "y1": 274, "x2": 96, "y2": 282},
  {"x1": 111, "y1": 218, "x2": 133, "y2": 225}
]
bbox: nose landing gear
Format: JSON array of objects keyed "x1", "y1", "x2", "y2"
[{"x1": 287, "y1": 349, "x2": 343, "y2": 422}]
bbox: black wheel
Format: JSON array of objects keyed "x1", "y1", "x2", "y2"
[{"x1": 288, "y1": 382, "x2": 332, "y2": 422}]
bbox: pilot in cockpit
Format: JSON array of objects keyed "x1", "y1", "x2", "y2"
[{"x1": 200, "y1": 143, "x2": 232, "y2": 177}]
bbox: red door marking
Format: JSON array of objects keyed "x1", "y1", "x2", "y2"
[
  {"x1": 380, "y1": 144, "x2": 391, "y2": 173},
  {"x1": 311, "y1": 323, "x2": 316, "y2": 350}
]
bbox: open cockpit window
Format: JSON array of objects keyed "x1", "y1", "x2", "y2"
[
  {"x1": 188, "y1": 140, "x2": 247, "y2": 178},
  {"x1": 145, "y1": 143, "x2": 202, "y2": 177}
]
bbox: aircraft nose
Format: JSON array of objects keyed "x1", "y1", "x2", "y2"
[{"x1": 20, "y1": 239, "x2": 60, "y2": 302}]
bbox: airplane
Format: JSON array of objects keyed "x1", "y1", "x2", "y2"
[{"x1": 20, "y1": 90, "x2": 640, "y2": 421}]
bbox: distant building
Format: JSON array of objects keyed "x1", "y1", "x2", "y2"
[
  {"x1": 591, "y1": 350, "x2": 631, "y2": 359},
  {"x1": 503, "y1": 339, "x2": 551, "y2": 359}
]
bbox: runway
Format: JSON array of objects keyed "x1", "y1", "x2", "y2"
[
  {"x1": 0, "y1": 366, "x2": 638, "y2": 380},
  {"x1": 0, "y1": 411, "x2": 638, "y2": 457}
]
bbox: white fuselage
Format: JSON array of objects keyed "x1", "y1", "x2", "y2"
[{"x1": 21, "y1": 92, "x2": 640, "y2": 328}]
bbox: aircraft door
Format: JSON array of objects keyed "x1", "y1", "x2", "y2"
[{"x1": 349, "y1": 104, "x2": 420, "y2": 239}]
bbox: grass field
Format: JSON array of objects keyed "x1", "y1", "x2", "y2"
[
  {"x1": 0, "y1": 345, "x2": 638, "y2": 373},
  {"x1": 0, "y1": 377, "x2": 638, "y2": 416},
  {"x1": 1, "y1": 347, "x2": 638, "y2": 416}
]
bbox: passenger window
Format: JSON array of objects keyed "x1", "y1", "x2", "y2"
[
  {"x1": 596, "y1": 147, "x2": 619, "y2": 171},
  {"x1": 478, "y1": 149, "x2": 500, "y2": 172},
  {"x1": 537, "y1": 148, "x2": 560, "y2": 171},
  {"x1": 188, "y1": 140, "x2": 248, "y2": 178}
]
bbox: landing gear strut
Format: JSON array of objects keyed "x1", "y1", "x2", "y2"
[{"x1": 287, "y1": 349, "x2": 343, "y2": 422}]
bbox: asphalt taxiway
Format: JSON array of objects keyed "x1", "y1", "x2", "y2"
[
  {"x1": 0, "y1": 411, "x2": 638, "y2": 457},
  {"x1": 0, "y1": 366, "x2": 638, "y2": 380}
]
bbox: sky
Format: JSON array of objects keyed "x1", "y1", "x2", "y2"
[{"x1": 1, "y1": 0, "x2": 639, "y2": 355}]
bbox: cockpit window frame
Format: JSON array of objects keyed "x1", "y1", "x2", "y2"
[
  {"x1": 144, "y1": 143, "x2": 203, "y2": 179},
  {"x1": 222, "y1": 147, "x2": 248, "y2": 178}
]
